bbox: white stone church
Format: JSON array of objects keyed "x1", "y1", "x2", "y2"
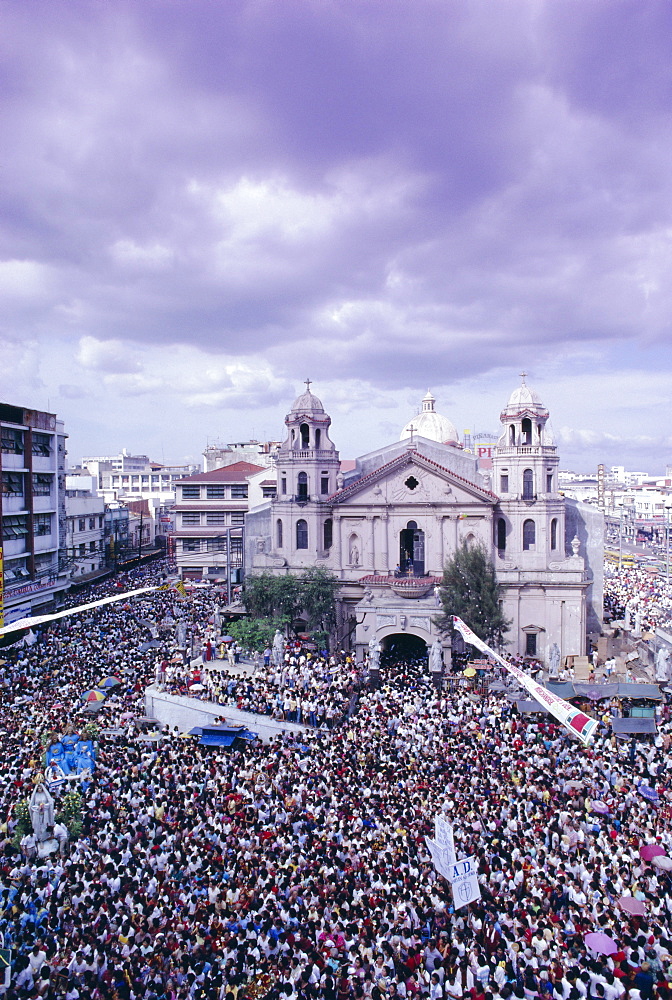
[{"x1": 245, "y1": 377, "x2": 603, "y2": 666}]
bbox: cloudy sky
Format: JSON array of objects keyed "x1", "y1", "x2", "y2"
[{"x1": 1, "y1": 0, "x2": 671, "y2": 474}]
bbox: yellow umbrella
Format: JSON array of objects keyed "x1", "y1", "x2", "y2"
[{"x1": 464, "y1": 667, "x2": 476, "y2": 677}]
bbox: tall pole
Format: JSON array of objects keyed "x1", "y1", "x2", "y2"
[
  {"x1": 226, "y1": 529, "x2": 232, "y2": 606},
  {"x1": 138, "y1": 509, "x2": 143, "y2": 563},
  {"x1": 619, "y1": 507, "x2": 623, "y2": 571},
  {"x1": 667, "y1": 508, "x2": 670, "y2": 583}
]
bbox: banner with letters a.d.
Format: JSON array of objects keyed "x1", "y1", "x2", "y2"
[{"x1": 451, "y1": 615, "x2": 599, "y2": 746}]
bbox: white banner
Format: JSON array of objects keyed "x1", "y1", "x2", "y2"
[
  {"x1": 0, "y1": 586, "x2": 163, "y2": 637},
  {"x1": 435, "y1": 815, "x2": 456, "y2": 866},
  {"x1": 451, "y1": 615, "x2": 599, "y2": 746},
  {"x1": 446, "y1": 856, "x2": 481, "y2": 909}
]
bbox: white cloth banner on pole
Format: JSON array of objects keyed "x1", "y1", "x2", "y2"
[
  {"x1": 446, "y1": 856, "x2": 481, "y2": 910},
  {"x1": 451, "y1": 615, "x2": 599, "y2": 746},
  {"x1": 435, "y1": 815, "x2": 456, "y2": 866},
  {"x1": 0, "y1": 586, "x2": 162, "y2": 637}
]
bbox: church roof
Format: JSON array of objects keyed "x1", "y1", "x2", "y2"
[
  {"x1": 328, "y1": 448, "x2": 498, "y2": 503},
  {"x1": 400, "y1": 389, "x2": 458, "y2": 444},
  {"x1": 501, "y1": 374, "x2": 548, "y2": 417},
  {"x1": 289, "y1": 383, "x2": 326, "y2": 415}
]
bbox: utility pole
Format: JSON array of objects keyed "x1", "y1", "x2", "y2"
[{"x1": 138, "y1": 508, "x2": 144, "y2": 564}]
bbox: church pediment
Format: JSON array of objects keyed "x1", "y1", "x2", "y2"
[{"x1": 331, "y1": 451, "x2": 497, "y2": 506}]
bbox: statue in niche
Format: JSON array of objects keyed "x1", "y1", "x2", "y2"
[{"x1": 349, "y1": 538, "x2": 360, "y2": 566}]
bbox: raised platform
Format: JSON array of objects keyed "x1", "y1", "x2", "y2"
[{"x1": 144, "y1": 686, "x2": 307, "y2": 743}]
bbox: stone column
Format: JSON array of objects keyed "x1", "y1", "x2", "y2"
[
  {"x1": 435, "y1": 514, "x2": 445, "y2": 571},
  {"x1": 380, "y1": 513, "x2": 389, "y2": 573},
  {"x1": 333, "y1": 514, "x2": 342, "y2": 569}
]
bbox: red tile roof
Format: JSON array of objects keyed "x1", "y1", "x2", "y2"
[{"x1": 176, "y1": 461, "x2": 264, "y2": 484}]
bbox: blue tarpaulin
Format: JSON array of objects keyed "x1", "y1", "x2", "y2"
[{"x1": 199, "y1": 733, "x2": 237, "y2": 747}]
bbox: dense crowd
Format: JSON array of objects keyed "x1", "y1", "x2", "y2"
[
  {"x1": 0, "y1": 564, "x2": 672, "y2": 1000},
  {"x1": 604, "y1": 568, "x2": 672, "y2": 633}
]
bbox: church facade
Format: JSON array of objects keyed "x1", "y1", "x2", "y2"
[{"x1": 245, "y1": 378, "x2": 603, "y2": 666}]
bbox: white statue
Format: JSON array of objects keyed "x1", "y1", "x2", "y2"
[
  {"x1": 176, "y1": 621, "x2": 187, "y2": 647},
  {"x1": 633, "y1": 608, "x2": 643, "y2": 637},
  {"x1": 368, "y1": 637, "x2": 381, "y2": 672},
  {"x1": 29, "y1": 783, "x2": 55, "y2": 843},
  {"x1": 272, "y1": 629, "x2": 285, "y2": 667},
  {"x1": 625, "y1": 601, "x2": 633, "y2": 632},
  {"x1": 656, "y1": 647, "x2": 670, "y2": 683},
  {"x1": 429, "y1": 640, "x2": 443, "y2": 674},
  {"x1": 349, "y1": 541, "x2": 360, "y2": 566},
  {"x1": 548, "y1": 642, "x2": 561, "y2": 680}
]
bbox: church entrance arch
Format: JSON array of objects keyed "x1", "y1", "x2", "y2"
[
  {"x1": 399, "y1": 520, "x2": 425, "y2": 576},
  {"x1": 381, "y1": 632, "x2": 427, "y2": 665}
]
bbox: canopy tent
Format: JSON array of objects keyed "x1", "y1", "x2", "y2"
[
  {"x1": 611, "y1": 718, "x2": 657, "y2": 735},
  {"x1": 546, "y1": 681, "x2": 663, "y2": 701}
]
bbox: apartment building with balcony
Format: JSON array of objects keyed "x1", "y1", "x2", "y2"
[
  {"x1": 0, "y1": 402, "x2": 69, "y2": 624},
  {"x1": 174, "y1": 461, "x2": 264, "y2": 583}
]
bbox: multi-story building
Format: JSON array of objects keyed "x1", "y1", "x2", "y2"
[
  {"x1": 203, "y1": 440, "x2": 280, "y2": 472},
  {"x1": 81, "y1": 450, "x2": 198, "y2": 502},
  {"x1": 1, "y1": 402, "x2": 70, "y2": 624},
  {"x1": 104, "y1": 504, "x2": 130, "y2": 567},
  {"x1": 174, "y1": 461, "x2": 264, "y2": 585},
  {"x1": 64, "y1": 489, "x2": 106, "y2": 580}
]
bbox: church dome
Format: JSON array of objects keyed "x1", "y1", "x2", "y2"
[
  {"x1": 501, "y1": 374, "x2": 548, "y2": 417},
  {"x1": 289, "y1": 381, "x2": 326, "y2": 415},
  {"x1": 400, "y1": 390, "x2": 459, "y2": 445}
]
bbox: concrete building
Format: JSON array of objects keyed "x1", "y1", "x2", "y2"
[
  {"x1": 1, "y1": 402, "x2": 70, "y2": 624},
  {"x1": 202, "y1": 440, "x2": 280, "y2": 473},
  {"x1": 81, "y1": 450, "x2": 198, "y2": 503},
  {"x1": 246, "y1": 378, "x2": 602, "y2": 665},
  {"x1": 64, "y1": 489, "x2": 106, "y2": 581},
  {"x1": 174, "y1": 461, "x2": 264, "y2": 584}
]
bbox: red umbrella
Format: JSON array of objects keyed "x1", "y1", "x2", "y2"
[
  {"x1": 640, "y1": 844, "x2": 667, "y2": 861},
  {"x1": 585, "y1": 931, "x2": 618, "y2": 955},
  {"x1": 617, "y1": 896, "x2": 647, "y2": 916}
]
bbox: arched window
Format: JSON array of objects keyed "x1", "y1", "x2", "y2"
[
  {"x1": 297, "y1": 471, "x2": 308, "y2": 499},
  {"x1": 276, "y1": 519, "x2": 283, "y2": 548},
  {"x1": 296, "y1": 519, "x2": 308, "y2": 549},
  {"x1": 323, "y1": 518, "x2": 333, "y2": 550},
  {"x1": 291, "y1": 429, "x2": 296, "y2": 447},
  {"x1": 300, "y1": 423, "x2": 310, "y2": 448},
  {"x1": 509, "y1": 424, "x2": 516, "y2": 445},
  {"x1": 281, "y1": 475, "x2": 287, "y2": 495},
  {"x1": 522, "y1": 468, "x2": 534, "y2": 500},
  {"x1": 521, "y1": 418, "x2": 532, "y2": 445},
  {"x1": 496, "y1": 517, "x2": 506, "y2": 552},
  {"x1": 315, "y1": 428, "x2": 321, "y2": 449},
  {"x1": 550, "y1": 517, "x2": 558, "y2": 550},
  {"x1": 523, "y1": 519, "x2": 536, "y2": 550}
]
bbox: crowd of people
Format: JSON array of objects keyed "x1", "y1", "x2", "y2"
[
  {"x1": 0, "y1": 563, "x2": 672, "y2": 1000},
  {"x1": 604, "y1": 567, "x2": 672, "y2": 634}
]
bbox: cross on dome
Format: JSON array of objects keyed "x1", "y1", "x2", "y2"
[
  {"x1": 519, "y1": 371, "x2": 528, "y2": 383},
  {"x1": 304, "y1": 378, "x2": 312, "y2": 392}
]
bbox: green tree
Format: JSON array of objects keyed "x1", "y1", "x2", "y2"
[
  {"x1": 226, "y1": 616, "x2": 288, "y2": 652},
  {"x1": 435, "y1": 539, "x2": 511, "y2": 648},
  {"x1": 242, "y1": 568, "x2": 339, "y2": 642},
  {"x1": 300, "y1": 566, "x2": 339, "y2": 636}
]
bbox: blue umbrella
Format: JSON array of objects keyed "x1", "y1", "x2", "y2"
[{"x1": 638, "y1": 784, "x2": 660, "y2": 804}]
